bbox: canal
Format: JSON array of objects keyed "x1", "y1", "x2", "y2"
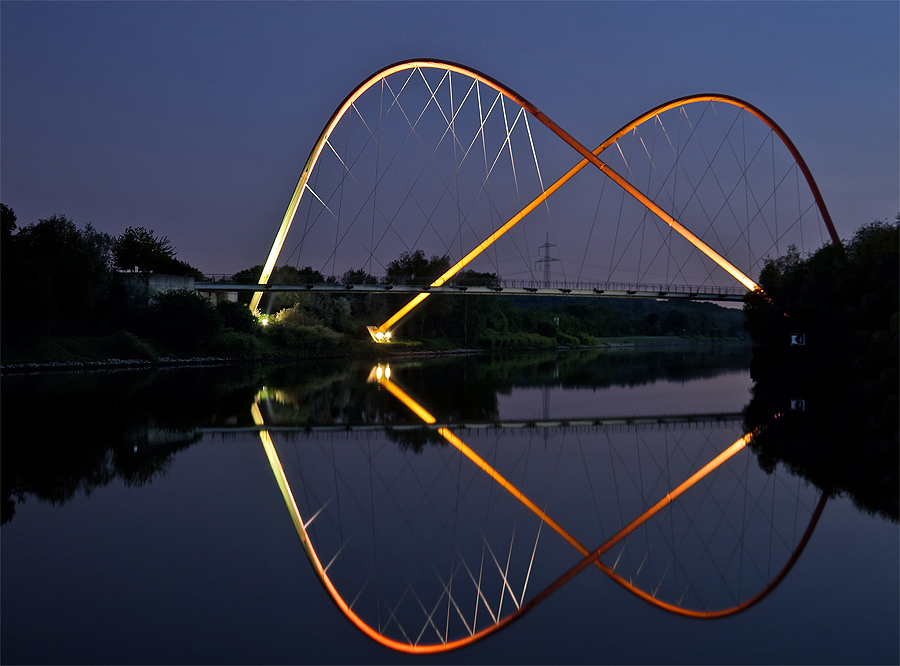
[{"x1": 2, "y1": 347, "x2": 897, "y2": 664}]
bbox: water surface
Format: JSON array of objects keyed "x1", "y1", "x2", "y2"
[{"x1": 2, "y1": 348, "x2": 896, "y2": 664}]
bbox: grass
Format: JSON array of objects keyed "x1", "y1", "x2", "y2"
[{"x1": 594, "y1": 335, "x2": 692, "y2": 345}]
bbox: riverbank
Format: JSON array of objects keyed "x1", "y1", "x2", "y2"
[{"x1": 0, "y1": 333, "x2": 748, "y2": 375}]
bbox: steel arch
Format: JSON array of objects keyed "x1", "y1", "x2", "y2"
[
  {"x1": 250, "y1": 59, "x2": 532, "y2": 312},
  {"x1": 588, "y1": 93, "x2": 839, "y2": 242},
  {"x1": 251, "y1": 60, "x2": 838, "y2": 334}
]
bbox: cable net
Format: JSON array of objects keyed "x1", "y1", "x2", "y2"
[
  {"x1": 263, "y1": 401, "x2": 823, "y2": 648},
  {"x1": 287, "y1": 67, "x2": 556, "y2": 284},
  {"x1": 273, "y1": 64, "x2": 834, "y2": 294}
]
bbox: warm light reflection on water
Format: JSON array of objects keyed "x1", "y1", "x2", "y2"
[
  {"x1": 2, "y1": 350, "x2": 896, "y2": 665},
  {"x1": 497, "y1": 371, "x2": 752, "y2": 420},
  {"x1": 250, "y1": 362, "x2": 825, "y2": 653}
]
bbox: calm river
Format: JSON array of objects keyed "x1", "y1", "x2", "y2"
[{"x1": 2, "y1": 347, "x2": 897, "y2": 664}]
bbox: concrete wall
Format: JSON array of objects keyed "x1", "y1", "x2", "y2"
[
  {"x1": 116, "y1": 272, "x2": 196, "y2": 304},
  {"x1": 196, "y1": 290, "x2": 237, "y2": 305},
  {"x1": 117, "y1": 273, "x2": 237, "y2": 305}
]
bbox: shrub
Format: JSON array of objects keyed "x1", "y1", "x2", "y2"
[
  {"x1": 151, "y1": 290, "x2": 223, "y2": 353},
  {"x1": 272, "y1": 303, "x2": 320, "y2": 327},
  {"x1": 263, "y1": 324, "x2": 343, "y2": 356},
  {"x1": 475, "y1": 331, "x2": 556, "y2": 350},
  {"x1": 216, "y1": 300, "x2": 257, "y2": 334},
  {"x1": 555, "y1": 331, "x2": 582, "y2": 347},
  {"x1": 207, "y1": 331, "x2": 261, "y2": 358},
  {"x1": 106, "y1": 330, "x2": 157, "y2": 361},
  {"x1": 294, "y1": 325, "x2": 343, "y2": 354}
]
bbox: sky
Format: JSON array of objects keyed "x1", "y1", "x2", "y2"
[{"x1": 2, "y1": 1, "x2": 897, "y2": 275}]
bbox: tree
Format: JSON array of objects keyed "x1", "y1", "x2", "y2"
[
  {"x1": 3, "y1": 214, "x2": 114, "y2": 327},
  {"x1": 233, "y1": 264, "x2": 331, "y2": 310},
  {"x1": 1, "y1": 204, "x2": 18, "y2": 288},
  {"x1": 341, "y1": 267, "x2": 377, "y2": 285},
  {"x1": 661, "y1": 309, "x2": 689, "y2": 336},
  {"x1": 453, "y1": 269, "x2": 500, "y2": 288},
  {"x1": 385, "y1": 250, "x2": 451, "y2": 285},
  {"x1": 114, "y1": 227, "x2": 176, "y2": 272},
  {"x1": 230, "y1": 265, "x2": 263, "y2": 283},
  {"x1": 1, "y1": 203, "x2": 16, "y2": 240},
  {"x1": 112, "y1": 227, "x2": 203, "y2": 277}
]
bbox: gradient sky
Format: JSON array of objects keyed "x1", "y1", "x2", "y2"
[{"x1": 2, "y1": 1, "x2": 897, "y2": 274}]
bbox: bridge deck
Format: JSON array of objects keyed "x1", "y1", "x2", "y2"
[
  {"x1": 200, "y1": 413, "x2": 743, "y2": 437},
  {"x1": 196, "y1": 281, "x2": 746, "y2": 302}
]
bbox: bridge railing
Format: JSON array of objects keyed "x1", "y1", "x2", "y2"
[
  {"x1": 202, "y1": 274, "x2": 340, "y2": 285},
  {"x1": 496, "y1": 280, "x2": 746, "y2": 296},
  {"x1": 199, "y1": 274, "x2": 747, "y2": 297}
]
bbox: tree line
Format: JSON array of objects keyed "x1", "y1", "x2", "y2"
[
  {"x1": 2, "y1": 346, "x2": 752, "y2": 525},
  {"x1": 237, "y1": 248, "x2": 746, "y2": 352},
  {"x1": 1, "y1": 204, "x2": 218, "y2": 359},
  {"x1": 2, "y1": 204, "x2": 201, "y2": 330},
  {"x1": 1, "y1": 205, "x2": 746, "y2": 363},
  {"x1": 743, "y1": 217, "x2": 899, "y2": 520}
]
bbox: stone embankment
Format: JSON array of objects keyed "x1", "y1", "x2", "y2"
[{"x1": 0, "y1": 357, "x2": 234, "y2": 375}]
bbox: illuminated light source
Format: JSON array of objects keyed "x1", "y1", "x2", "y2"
[
  {"x1": 365, "y1": 364, "x2": 391, "y2": 383},
  {"x1": 365, "y1": 325, "x2": 391, "y2": 343}
]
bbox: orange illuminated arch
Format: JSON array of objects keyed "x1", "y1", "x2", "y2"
[
  {"x1": 254, "y1": 60, "x2": 839, "y2": 317},
  {"x1": 592, "y1": 93, "x2": 839, "y2": 244},
  {"x1": 373, "y1": 90, "x2": 840, "y2": 335}
]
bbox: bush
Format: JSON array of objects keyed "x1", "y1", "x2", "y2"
[
  {"x1": 207, "y1": 331, "x2": 261, "y2": 358},
  {"x1": 106, "y1": 330, "x2": 157, "y2": 361},
  {"x1": 475, "y1": 331, "x2": 556, "y2": 350},
  {"x1": 151, "y1": 290, "x2": 223, "y2": 354},
  {"x1": 555, "y1": 331, "x2": 582, "y2": 347},
  {"x1": 263, "y1": 324, "x2": 343, "y2": 356},
  {"x1": 294, "y1": 325, "x2": 343, "y2": 354},
  {"x1": 272, "y1": 303, "x2": 320, "y2": 327},
  {"x1": 216, "y1": 300, "x2": 257, "y2": 334}
]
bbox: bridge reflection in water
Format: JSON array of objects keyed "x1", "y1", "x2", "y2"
[{"x1": 250, "y1": 364, "x2": 826, "y2": 654}]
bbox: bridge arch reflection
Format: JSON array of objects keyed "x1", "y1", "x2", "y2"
[{"x1": 252, "y1": 365, "x2": 826, "y2": 653}]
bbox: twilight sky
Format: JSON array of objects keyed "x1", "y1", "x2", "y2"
[{"x1": 2, "y1": 1, "x2": 897, "y2": 275}]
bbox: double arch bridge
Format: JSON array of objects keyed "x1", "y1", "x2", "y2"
[
  {"x1": 198, "y1": 59, "x2": 838, "y2": 340},
  {"x1": 245, "y1": 363, "x2": 827, "y2": 654}
]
